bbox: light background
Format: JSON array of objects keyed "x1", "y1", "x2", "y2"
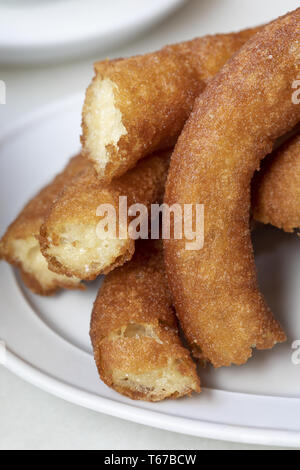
[{"x1": 0, "y1": 0, "x2": 299, "y2": 450}]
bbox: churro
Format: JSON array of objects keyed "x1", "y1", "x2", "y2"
[
  {"x1": 0, "y1": 155, "x2": 86, "y2": 295},
  {"x1": 90, "y1": 240, "x2": 200, "y2": 401},
  {"x1": 252, "y1": 133, "x2": 300, "y2": 233},
  {"x1": 40, "y1": 151, "x2": 170, "y2": 281},
  {"x1": 164, "y1": 9, "x2": 300, "y2": 368},
  {"x1": 82, "y1": 26, "x2": 263, "y2": 182}
]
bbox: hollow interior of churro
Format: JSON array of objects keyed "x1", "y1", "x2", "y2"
[
  {"x1": 45, "y1": 223, "x2": 132, "y2": 277},
  {"x1": 83, "y1": 77, "x2": 127, "y2": 174},
  {"x1": 11, "y1": 236, "x2": 79, "y2": 289},
  {"x1": 102, "y1": 323, "x2": 199, "y2": 401}
]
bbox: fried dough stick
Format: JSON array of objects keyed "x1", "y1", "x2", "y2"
[
  {"x1": 252, "y1": 133, "x2": 300, "y2": 233},
  {"x1": 90, "y1": 240, "x2": 200, "y2": 401},
  {"x1": 40, "y1": 151, "x2": 170, "y2": 281},
  {"x1": 0, "y1": 155, "x2": 86, "y2": 295},
  {"x1": 82, "y1": 26, "x2": 263, "y2": 182},
  {"x1": 164, "y1": 9, "x2": 300, "y2": 368}
]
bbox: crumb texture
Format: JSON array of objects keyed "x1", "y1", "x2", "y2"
[{"x1": 83, "y1": 77, "x2": 127, "y2": 174}]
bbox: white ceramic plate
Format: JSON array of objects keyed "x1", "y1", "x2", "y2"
[
  {"x1": 0, "y1": 94, "x2": 300, "y2": 448},
  {"x1": 0, "y1": 0, "x2": 186, "y2": 64}
]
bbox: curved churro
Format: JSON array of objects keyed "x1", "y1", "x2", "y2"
[
  {"x1": 252, "y1": 133, "x2": 300, "y2": 233},
  {"x1": 164, "y1": 9, "x2": 300, "y2": 368},
  {"x1": 90, "y1": 240, "x2": 200, "y2": 401},
  {"x1": 40, "y1": 151, "x2": 170, "y2": 281},
  {"x1": 0, "y1": 155, "x2": 85, "y2": 295},
  {"x1": 82, "y1": 26, "x2": 262, "y2": 182}
]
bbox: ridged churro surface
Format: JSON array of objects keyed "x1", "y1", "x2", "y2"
[
  {"x1": 165, "y1": 10, "x2": 300, "y2": 368},
  {"x1": 82, "y1": 26, "x2": 262, "y2": 182},
  {"x1": 0, "y1": 155, "x2": 86, "y2": 295},
  {"x1": 252, "y1": 133, "x2": 300, "y2": 233},
  {"x1": 90, "y1": 240, "x2": 200, "y2": 401},
  {"x1": 40, "y1": 151, "x2": 170, "y2": 281}
]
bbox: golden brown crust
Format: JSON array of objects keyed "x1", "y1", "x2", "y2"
[
  {"x1": 40, "y1": 151, "x2": 171, "y2": 281},
  {"x1": 164, "y1": 10, "x2": 300, "y2": 368},
  {"x1": 90, "y1": 240, "x2": 200, "y2": 401},
  {"x1": 252, "y1": 133, "x2": 300, "y2": 233},
  {"x1": 82, "y1": 26, "x2": 262, "y2": 182},
  {"x1": 0, "y1": 155, "x2": 86, "y2": 295}
]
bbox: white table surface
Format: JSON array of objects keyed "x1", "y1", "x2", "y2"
[{"x1": 0, "y1": 0, "x2": 299, "y2": 450}]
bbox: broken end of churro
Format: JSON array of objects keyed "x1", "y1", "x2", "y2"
[
  {"x1": 252, "y1": 134, "x2": 300, "y2": 234},
  {"x1": 0, "y1": 154, "x2": 89, "y2": 295},
  {"x1": 91, "y1": 320, "x2": 200, "y2": 402},
  {"x1": 0, "y1": 234, "x2": 82, "y2": 296},
  {"x1": 81, "y1": 75, "x2": 128, "y2": 182}
]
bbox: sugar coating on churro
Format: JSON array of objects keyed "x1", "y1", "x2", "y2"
[
  {"x1": 252, "y1": 133, "x2": 300, "y2": 233},
  {"x1": 0, "y1": 155, "x2": 85, "y2": 295},
  {"x1": 82, "y1": 27, "x2": 262, "y2": 182},
  {"x1": 90, "y1": 241, "x2": 200, "y2": 401},
  {"x1": 165, "y1": 9, "x2": 300, "y2": 368},
  {"x1": 40, "y1": 151, "x2": 171, "y2": 281}
]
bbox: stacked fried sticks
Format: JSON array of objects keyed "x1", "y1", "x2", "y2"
[{"x1": 1, "y1": 9, "x2": 300, "y2": 401}]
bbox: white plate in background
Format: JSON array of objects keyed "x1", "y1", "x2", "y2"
[
  {"x1": 0, "y1": 95, "x2": 300, "y2": 447},
  {"x1": 0, "y1": 0, "x2": 186, "y2": 64}
]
